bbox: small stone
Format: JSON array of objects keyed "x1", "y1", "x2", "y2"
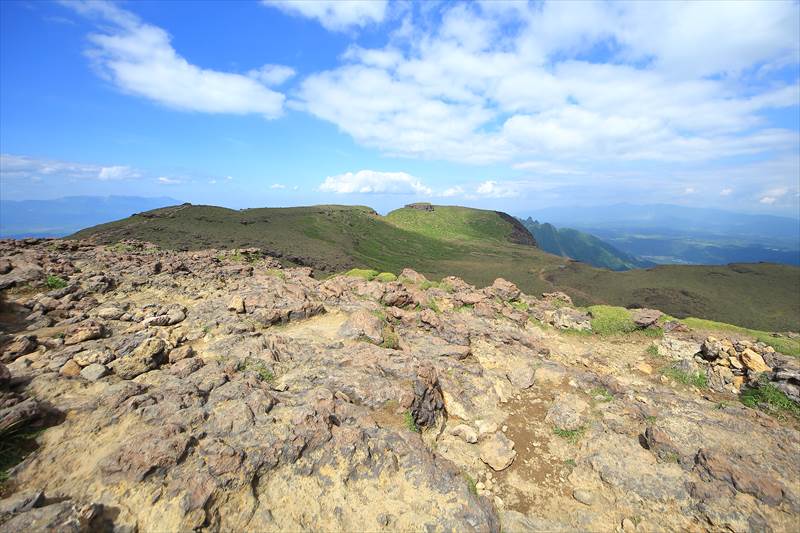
[
  {"x1": 573, "y1": 489, "x2": 595, "y2": 506},
  {"x1": 480, "y1": 432, "x2": 516, "y2": 471},
  {"x1": 168, "y1": 345, "x2": 195, "y2": 363},
  {"x1": 622, "y1": 518, "x2": 636, "y2": 531},
  {"x1": 475, "y1": 481, "x2": 485, "y2": 490},
  {"x1": 227, "y1": 295, "x2": 246, "y2": 313},
  {"x1": 740, "y1": 348, "x2": 770, "y2": 373},
  {"x1": 80, "y1": 363, "x2": 108, "y2": 381},
  {"x1": 59, "y1": 359, "x2": 81, "y2": 377},
  {"x1": 449, "y1": 424, "x2": 478, "y2": 444},
  {"x1": 635, "y1": 362, "x2": 653, "y2": 375}
]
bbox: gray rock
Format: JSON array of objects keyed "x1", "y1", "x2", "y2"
[{"x1": 79, "y1": 363, "x2": 109, "y2": 382}]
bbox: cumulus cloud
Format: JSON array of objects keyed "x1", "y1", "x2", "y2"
[
  {"x1": 297, "y1": 1, "x2": 799, "y2": 164},
  {"x1": 262, "y1": 0, "x2": 388, "y2": 31},
  {"x1": 440, "y1": 186, "x2": 464, "y2": 198},
  {"x1": 248, "y1": 64, "x2": 296, "y2": 86},
  {"x1": 475, "y1": 181, "x2": 519, "y2": 198},
  {"x1": 66, "y1": 1, "x2": 286, "y2": 118},
  {"x1": 270, "y1": 183, "x2": 286, "y2": 189},
  {"x1": 319, "y1": 170, "x2": 432, "y2": 195},
  {"x1": 1, "y1": 154, "x2": 141, "y2": 181},
  {"x1": 720, "y1": 187, "x2": 733, "y2": 196},
  {"x1": 157, "y1": 177, "x2": 181, "y2": 185}
]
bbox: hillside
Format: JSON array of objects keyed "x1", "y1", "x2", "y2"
[
  {"x1": 1, "y1": 239, "x2": 798, "y2": 532},
  {"x1": 70, "y1": 203, "x2": 800, "y2": 331},
  {"x1": 520, "y1": 218, "x2": 653, "y2": 271}
]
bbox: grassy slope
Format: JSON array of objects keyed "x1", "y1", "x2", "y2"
[
  {"x1": 71, "y1": 204, "x2": 564, "y2": 294},
  {"x1": 71, "y1": 203, "x2": 800, "y2": 332},
  {"x1": 545, "y1": 261, "x2": 800, "y2": 331}
]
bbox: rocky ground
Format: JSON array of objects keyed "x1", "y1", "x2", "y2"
[{"x1": 0, "y1": 239, "x2": 798, "y2": 532}]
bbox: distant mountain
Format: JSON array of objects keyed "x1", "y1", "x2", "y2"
[
  {"x1": 520, "y1": 218, "x2": 654, "y2": 271},
  {"x1": 523, "y1": 204, "x2": 800, "y2": 266},
  {"x1": 0, "y1": 196, "x2": 180, "y2": 238}
]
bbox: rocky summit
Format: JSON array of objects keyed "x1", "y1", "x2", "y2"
[{"x1": 0, "y1": 239, "x2": 799, "y2": 532}]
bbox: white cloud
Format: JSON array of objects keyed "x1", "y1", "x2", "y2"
[
  {"x1": 297, "y1": 1, "x2": 799, "y2": 165},
  {"x1": 319, "y1": 170, "x2": 432, "y2": 195},
  {"x1": 262, "y1": 0, "x2": 388, "y2": 31},
  {"x1": 270, "y1": 183, "x2": 286, "y2": 189},
  {"x1": 157, "y1": 177, "x2": 181, "y2": 185},
  {"x1": 683, "y1": 187, "x2": 696, "y2": 194},
  {"x1": 440, "y1": 186, "x2": 464, "y2": 198},
  {"x1": 720, "y1": 187, "x2": 733, "y2": 196},
  {"x1": 66, "y1": 1, "x2": 286, "y2": 118},
  {"x1": 248, "y1": 64, "x2": 296, "y2": 86},
  {"x1": 98, "y1": 165, "x2": 139, "y2": 180},
  {"x1": 475, "y1": 181, "x2": 519, "y2": 198},
  {"x1": 225, "y1": 176, "x2": 233, "y2": 181},
  {"x1": 1, "y1": 154, "x2": 141, "y2": 181}
]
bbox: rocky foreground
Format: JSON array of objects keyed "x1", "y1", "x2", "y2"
[{"x1": 0, "y1": 239, "x2": 798, "y2": 532}]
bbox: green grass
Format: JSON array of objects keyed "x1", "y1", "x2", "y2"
[
  {"x1": 681, "y1": 317, "x2": 800, "y2": 357},
  {"x1": 375, "y1": 272, "x2": 397, "y2": 282},
  {"x1": 0, "y1": 422, "x2": 41, "y2": 483},
  {"x1": 646, "y1": 344, "x2": 660, "y2": 357},
  {"x1": 553, "y1": 426, "x2": 585, "y2": 444},
  {"x1": 346, "y1": 268, "x2": 380, "y2": 281},
  {"x1": 237, "y1": 357, "x2": 275, "y2": 383},
  {"x1": 563, "y1": 458, "x2": 577, "y2": 468},
  {"x1": 662, "y1": 366, "x2": 708, "y2": 388},
  {"x1": 403, "y1": 411, "x2": 420, "y2": 433},
  {"x1": 380, "y1": 324, "x2": 399, "y2": 349},
  {"x1": 464, "y1": 474, "x2": 478, "y2": 496},
  {"x1": 587, "y1": 305, "x2": 638, "y2": 335},
  {"x1": 265, "y1": 268, "x2": 286, "y2": 279},
  {"x1": 45, "y1": 275, "x2": 67, "y2": 290},
  {"x1": 510, "y1": 300, "x2": 529, "y2": 311},
  {"x1": 740, "y1": 378, "x2": 800, "y2": 419},
  {"x1": 590, "y1": 387, "x2": 613, "y2": 402}
]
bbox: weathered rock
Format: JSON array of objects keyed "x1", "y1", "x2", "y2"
[
  {"x1": 480, "y1": 432, "x2": 516, "y2": 471},
  {"x1": 740, "y1": 348, "x2": 770, "y2": 373},
  {"x1": 507, "y1": 365, "x2": 535, "y2": 389},
  {"x1": 109, "y1": 337, "x2": 166, "y2": 379},
  {"x1": 2, "y1": 335, "x2": 37, "y2": 361},
  {"x1": 545, "y1": 393, "x2": 589, "y2": 431},
  {"x1": 399, "y1": 268, "x2": 427, "y2": 283},
  {"x1": 339, "y1": 310, "x2": 384, "y2": 344},
  {"x1": 410, "y1": 363, "x2": 444, "y2": 428},
  {"x1": 227, "y1": 295, "x2": 245, "y2": 313},
  {"x1": 64, "y1": 320, "x2": 105, "y2": 345},
  {"x1": 449, "y1": 424, "x2": 478, "y2": 444},
  {"x1": 487, "y1": 278, "x2": 521, "y2": 301},
  {"x1": 632, "y1": 308, "x2": 663, "y2": 328},
  {"x1": 79, "y1": 363, "x2": 108, "y2": 381},
  {"x1": 59, "y1": 359, "x2": 82, "y2": 377},
  {"x1": 168, "y1": 345, "x2": 195, "y2": 363}
]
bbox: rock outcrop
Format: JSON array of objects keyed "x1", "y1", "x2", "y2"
[{"x1": 0, "y1": 238, "x2": 798, "y2": 532}]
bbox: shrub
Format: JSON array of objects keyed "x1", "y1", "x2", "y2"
[
  {"x1": 346, "y1": 268, "x2": 379, "y2": 281},
  {"x1": 586, "y1": 305, "x2": 638, "y2": 335},
  {"x1": 375, "y1": 272, "x2": 397, "y2": 282},
  {"x1": 45, "y1": 275, "x2": 67, "y2": 290},
  {"x1": 380, "y1": 324, "x2": 399, "y2": 349}
]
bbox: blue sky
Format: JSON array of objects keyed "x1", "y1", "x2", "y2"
[{"x1": 1, "y1": 0, "x2": 799, "y2": 216}]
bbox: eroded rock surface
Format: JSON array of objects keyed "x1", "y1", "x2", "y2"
[{"x1": 0, "y1": 238, "x2": 798, "y2": 532}]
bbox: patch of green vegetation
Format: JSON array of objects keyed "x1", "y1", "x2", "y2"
[
  {"x1": 681, "y1": 317, "x2": 800, "y2": 358},
  {"x1": 0, "y1": 422, "x2": 41, "y2": 484},
  {"x1": 715, "y1": 401, "x2": 730, "y2": 410},
  {"x1": 426, "y1": 298, "x2": 442, "y2": 314},
  {"x1": 380, "y1": 324, "x2": 399, "y2": 350},
  {"x1": 265, "y1": 268, "x2": 286, "y2": 279},
  {"x1": 662, "y1": 366, "x2": 708, "y2": 389},
  {"x1": 553, "y1": 426, "x2": 585, "y2": 444},
  {"x1": 45, "y1": 275, "x2": 67, "y2": 290},
  {"x1": 740, "y1": 377, "x2": 800, "y2": 420},
  {"x1": 456, "y1": 303, "x2": 475, "y2": 312},
  {"x1": 237, "y1": 357, "x2": 275, "y2": 383},
  {"x1": 661, "y1": 451, "x2": 680, "y2": 464},
  {"x1": 346, "y1": 268, "x2": 380, "y2": 281},
  {"x1": 107, "y1": 242, "x2": 133, "y2": 253},
  {"x1": 563, "y1": 458, "x2": 577, "y2": 468},
  {"x1": 590, "y1": 387, "x2": 613, "y2": 402},
  {"x1": 374, "y1": 272, "x2": 397, "y2": 282},
  {"x1": 644, "y1": 415, "x2": 657, "y2": 425},
  {"x1": 403, "y1": 411, "x2": 419, "y2": 433},
  {"x1": 510, "y1": 300, "x2": 529, "y2": 312},
  {"x1": 646, "y1": 344, "x2": 660, "y2": 357},
  {"x1": 587, "y1": 305, "x2": 638, "y2": 335},
  {"x1": 464, "y1": 474, "x2": 478, "y2": 496}
]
